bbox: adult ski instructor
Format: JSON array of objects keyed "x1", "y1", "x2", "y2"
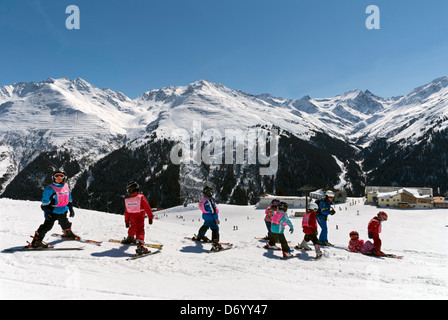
[
  {"x1": 316, "y1": 190, "x2": 336, "y2": 246},
  {"x1": 31, "y1": 170, "x2": 78, "y2": 248}
]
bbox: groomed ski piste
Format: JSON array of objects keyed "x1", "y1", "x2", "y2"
[{"x1": 0, "y1": 198, "x2": 447, "y2": 300}]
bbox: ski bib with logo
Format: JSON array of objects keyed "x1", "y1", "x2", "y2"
[
  {"x1": 50, "y1": 184, "x2": 70, "y2": 207},
  {"x1": 125, "y1": 194, "x2": 143, "y2": 213}
]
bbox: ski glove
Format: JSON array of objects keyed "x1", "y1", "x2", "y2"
[
  {"x1": 289, "y1": 226, "x2": 294, "y2": 234},
  {"x1": 215, "y1": 219, "x2": 220, "y2": 225},
  {"x1": 68, "y1": 203, "x2": 75, "y2": 218},
  {"x1": 148, "y1": 219, "x2": 153, "y2": 225},
  {"x1": 41, "y1": 204, "x2": 53, "y2": 220}
]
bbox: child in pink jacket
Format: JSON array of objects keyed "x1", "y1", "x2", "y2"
[{"x1": 348, "y1": 231, "x2": 374, "y2": 254}]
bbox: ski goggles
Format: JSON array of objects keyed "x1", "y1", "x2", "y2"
[{"x1": 54, "y1": 174, "x2": 66, "y2": 178}]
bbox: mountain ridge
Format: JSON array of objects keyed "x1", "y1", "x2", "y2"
[{"x1": 1, "y1": 76, "x2": 447, "y2": 210}]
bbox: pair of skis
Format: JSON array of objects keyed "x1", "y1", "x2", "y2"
[
  {"x1": 2, "y1": 233, "x2": 100, "y2": 252},
  {"x1": 4, "y1": 234, "x2": 163, "y2": 260},
  {"x1": 107, "y1": 239, "x2": 163, "y2": 260},
  {"x1": 53, "y1": 235, "x2": 163, "y2": 260},
  {"x1": 184, "y1": 236, "x2": 233, "y2": 253}
]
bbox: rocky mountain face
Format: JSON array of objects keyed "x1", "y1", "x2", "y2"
[{"x1": 0, "y1": 77, "x2": 447, "y2": 213}]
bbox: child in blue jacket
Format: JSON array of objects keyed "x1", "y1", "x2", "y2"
[
  {"x1": 269, "y1": 202, "x2": 294, "y2": 258},
  {"x1": 31, "y1": 170, "x2": 78, "y2": 248},
  {"x1": 193, "y1": 186, "x2": 222, "y2": 251}
]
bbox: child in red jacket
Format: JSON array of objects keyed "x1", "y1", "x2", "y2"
[
  {"x1": 368, "y1": 211, "x2": 388, "y2": 256},
  {"x1": 122, "y1": 181, "x2": 154, "y2": 255},
  {"x1": 296, "y1": 203, "x2": 322, "y2": 259}
]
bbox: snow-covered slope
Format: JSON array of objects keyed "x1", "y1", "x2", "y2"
[{"x1": 1, "y1": 198, "x2": 447, "y2": 299}]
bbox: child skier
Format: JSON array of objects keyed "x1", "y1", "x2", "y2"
[
  {"x1": 122, "y1": 181, "x2": 154, "y2": 256},
  {"x1": 367, "y1": 211, "x2": 388, "y2": 256},
  {"x1": 264, "y1": 199, "x2": 280, "y2": 240},
  {"x1": 348, "y1": 231, "x2": 375, "y2": 254},
  {"x1": 296, "y1": 203, "x2": 322, "y2": 259},
  {"x1": 194, "y1": 186, "x2": 222, "y2": 251},
  {"x1": 269, "y1": 202, "x2": 294, "y2": 258},
  {"x1": 31, "y1": 170, "x2": 78, "y2": 248}
]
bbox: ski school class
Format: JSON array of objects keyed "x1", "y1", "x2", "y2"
[{"x1": 12, "y1": 170, "x2": 401, "y2": 260}]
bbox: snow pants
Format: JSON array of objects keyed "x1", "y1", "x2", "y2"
[
  {"x1": 37, "y1": 212, "x2": 72, "y2": 238},
  {"x1": 304, "y1": 233, "x2": 319, "y2": 245},
  {"x1": 316, "y1": 214, "x2": 328, "y2": 243},
  {"x1": 128, "y1": 215, "x2": 145, "y2": 242},
  {"x1": 369, "y1": 232, "x2": 382, "y2": 254},
  {"x1": 265, "y1": 221, "x2": 273, "y2": 239},
  {"x1": 198, "y1": 220, "x2": 220, "y2": 242},
  {"x1": 269, "y1": 232, "x2": 290, "y2": 253}
]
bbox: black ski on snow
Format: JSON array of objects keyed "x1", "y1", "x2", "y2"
[
  {"x1": 184, "y1": 236, "x2": 233, "y2": 253},
  {"x1": 184, "y1": 236, "x2": 231, "y2": 246},
  {"x1": 51, "y1": 233, "x2": 102, "y2": 246},
  {"x1": 126, "y1": 249, "x2": 161, "y2": 260},
  {"x1": 255, "y1": 237, "x2": 291, "y2": 243},
  {"x1": 363, "y1": 252, "x2": 403, "y2": 259},
  {"x1": 209, "y1": 243, "x2": 233, "y2": 253},
  {"x1": 3, "y1": 245, "x2": 84, "y2": 252}
]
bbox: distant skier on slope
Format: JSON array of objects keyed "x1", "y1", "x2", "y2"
[
  {"x1": 30, "y1": 170, "x2": 78, "y2": 248},
  {"x1": 368, "y1": 211, "x2": 388, "y2": 256},
  {"x1": 122, "y1": 181, "x2": 154, "y2": 256},
  {"x1": 193, "y1": 186, "x2": 223, "y2": 252},
  {"x1": 316, "y1": 190, "x2": 336, "y2": 246},
  {"x1": 296, "y1": 202, "x2": 322, "y2": 259}
]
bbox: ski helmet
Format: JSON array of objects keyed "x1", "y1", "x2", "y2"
[
  {"x1": 203, "y1": 186, "x2": 213, "y2": 197},
  {"x1": 326, "y1": 190, "x2": 335, "y2": 198},
  {"x1": 349, "y1": 231, "x2": 359, "y2": 240},
  {"x1": 309, "y1": 202, "x2": 318, "y2": 211},
  {"x1": 52, "y1": 170, "x2": 67, "y2": 183},
  {"x1": 270, "y1": 199, "x2": 281, "y2": 208},
  {"x1": 378, "y1": 211, "x2": 388, "y2": 221},
  {"x1": 278, "y1": 201, "x2": 288, "y2": 212},
  {"x1": 126, "y1": 181, "x2": 140, "y2": 196}
]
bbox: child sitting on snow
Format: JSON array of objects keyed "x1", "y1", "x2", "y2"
[{"x1": 348, "y1": 231, "x2": 375, "y2": 254}]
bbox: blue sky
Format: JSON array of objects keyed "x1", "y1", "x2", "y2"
[{"x1": 0, "y1": 0, "x2": 447, "y2": 99}]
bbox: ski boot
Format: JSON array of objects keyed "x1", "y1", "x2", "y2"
[
  {"x1": 122, "y1": 235, "x2": 136, "y2": 245},
  {"x1": 62, "y1": 228, "x2": 79, "y2": 240},
  {"x1": 30, "y1": 232, "x2": 49, "y2": 248},
  {"x1": 135, "y1": 240, "x2": 150, "y2": 256},
  {"x1": 282, "y1": 251, "x2": 294, "y2": 258},
  {"x1": 295, "y1": 240, "x2": 312, "y2": 250},
  {"x1": 192, "y1": 234, "x2": 211, "y2": 243},
  {"x1": 314, "y1": 245, "x2": 323, "y2": 259},
  {"x1": 211, "y1": 241, "x2": 223, "y2": 252},
  {"x1": 264, "y1": 243, "x2": 280, "y2": 250}
]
